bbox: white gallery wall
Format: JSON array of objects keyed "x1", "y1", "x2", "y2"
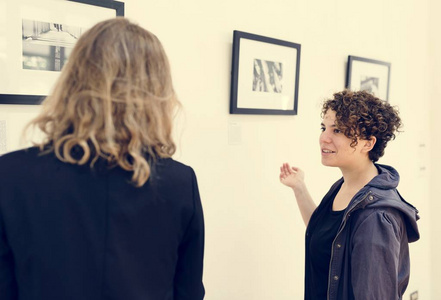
[
  {"x1": 0, "y1": 0, "x2": 438, "y2": 298},
  {"x1": 429, "y1": 0, "x2": 441, "y2": 298}
]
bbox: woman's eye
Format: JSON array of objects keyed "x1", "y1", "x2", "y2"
[
  {"x1": 333, "y1": 129, "x2": 341, "y2": 134},
  {"x1": 320, "y1": 127, "x2": 325, "y2": 132}
]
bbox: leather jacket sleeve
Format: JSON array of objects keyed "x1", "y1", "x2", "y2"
[{"x1": 350, "y1": 208, "x2": 407, "y2": 300}]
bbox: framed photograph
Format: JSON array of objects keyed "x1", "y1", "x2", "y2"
[
  {"x1": 230, "y1": 31, "x2": 301, "y2": 115},
  {"x1": 0, "y1": 0, "x2": 124, "y2": 105},
  {"x1": 346, "y1": 55, "x2": 391, "y2": 101}
]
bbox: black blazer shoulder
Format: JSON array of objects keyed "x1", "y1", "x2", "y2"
[{"x1": 0, "y1": 147, "x2": 205, "y2": 300}]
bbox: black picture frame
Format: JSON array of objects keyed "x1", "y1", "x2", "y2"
[
  {"x1": 0, "y1": 0, "x2": 124, "y2": 105},
  {"x1": 346, "y1": 55, "x2": 391, "y2": 101},
  {"x1": 230, "y1": 31, "x2": 301, "y2": 115},
  {"x1": 70, "y1": 0, "x2": 124, "y2": 16}
]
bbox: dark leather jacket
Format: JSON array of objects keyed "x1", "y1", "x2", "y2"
[{"x1": 305, "y1": 164, "x2": 420, "y2": 300}]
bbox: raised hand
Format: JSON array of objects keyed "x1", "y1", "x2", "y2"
[
  {"x1": 279, "y1": 163, "x2": 315, "y2": 226},
  {"x1": 279, "y1": 163, "x2": 305, "y2": 190}
]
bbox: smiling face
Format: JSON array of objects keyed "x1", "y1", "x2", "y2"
[{"x1": 319, "y1": 110, "x2": 371, "y2": 169}]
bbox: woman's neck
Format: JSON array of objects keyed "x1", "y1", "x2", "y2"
[{"x1": 340, "y1": 161, "x2": 378, "y2": 190}]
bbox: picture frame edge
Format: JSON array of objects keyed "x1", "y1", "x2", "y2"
[
  {"x1": 229, "y1": 30, "x2": 300, "y2": 116},
  {"x1": 346, "y1": 55, "x2": 391, "y2": 101},
  {"x1": 0, "y1": 0, "x2": 125, "y2": 105}
]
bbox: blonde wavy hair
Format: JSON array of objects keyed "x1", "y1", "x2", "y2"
[{"x1": 26, "y1": 17, "x2": 178, "y2": 187}]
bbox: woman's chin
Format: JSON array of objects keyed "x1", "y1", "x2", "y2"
[{"x1": 321, "y1": 159, "x2": 336, "y2": 167}]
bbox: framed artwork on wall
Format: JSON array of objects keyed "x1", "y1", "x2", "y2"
[
  {"x1": 0, "y1": 0, "x2": 124, "y2": 105},
  {"x1": 230, "y1": 30, "x2": 301, "y2": 115},
  {"x1": 346, "y1": 55, "x2": 391, "y2": 101}
]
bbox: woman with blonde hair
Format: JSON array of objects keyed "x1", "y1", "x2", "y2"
[{"x1": 0, "y1": 17, "x2": 204, "y2": 300}]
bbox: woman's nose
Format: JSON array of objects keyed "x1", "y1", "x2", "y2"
[{"x1": 320, "y1": 131, "x2": 331, "y2": 143}]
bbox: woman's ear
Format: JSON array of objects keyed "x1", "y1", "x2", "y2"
[{"x1": 362, "y1": 136, "x2": 377, "y2": 153}]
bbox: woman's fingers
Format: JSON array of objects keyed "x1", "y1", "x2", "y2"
[
  {"x1": 283, "y1": 163, "x2": 292, "y2": 174},
  {"x1": 280, "y1": 163, "x2": 299, "y2": 180},
  {"x1": 281, "y1": 164, "x2": 287, "y2": 175},
  {"x1": 279, "y1": 167, "x2": 285, "y2": 180}
]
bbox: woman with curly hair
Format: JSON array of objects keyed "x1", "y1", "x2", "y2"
[
  {"x1": 0, "y1": 18, "x2": 204, "y2": 300},
  {"x1": 280, "y1": 90, "x2": 419, "y2": 300}
]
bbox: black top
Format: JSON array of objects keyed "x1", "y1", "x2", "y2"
[
  {"x1": 0, "y1": 147, "x2": 205, "y2": 300},
  {"x1": 305, "y1": 181, "x2": 344, "y2": 299}
]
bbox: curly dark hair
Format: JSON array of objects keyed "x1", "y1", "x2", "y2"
[{"x1": 321, "y1": 90, "x2": 402, "y2": 162}]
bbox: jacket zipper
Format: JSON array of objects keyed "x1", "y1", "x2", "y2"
[{"x1": 326, "y1": 191, "x2": 372, "y2": 300}]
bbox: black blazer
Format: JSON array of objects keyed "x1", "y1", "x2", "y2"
[{"x1": 0, "y1": 147, "x2": 204, "y2": 300}]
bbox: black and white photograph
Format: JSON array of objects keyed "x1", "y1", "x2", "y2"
[
  {"x1": 360, "y1": 76, "x2": 379, "y2": 95},
  {"x1": 252, "y1": 59, "x2": 283, "y2": 93},
  {"x1": 0, "y1": 0, "x2": 124, "y2": 105},
  {"x1": 230, "y1": 31, "x2": 300, "y2": 115},
  {"x1": 346, "y1": 55, "x2": 391, "y2": 101},
  {"x1": 22, "y1": 19, "x2": 84, "y2": 72}
]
